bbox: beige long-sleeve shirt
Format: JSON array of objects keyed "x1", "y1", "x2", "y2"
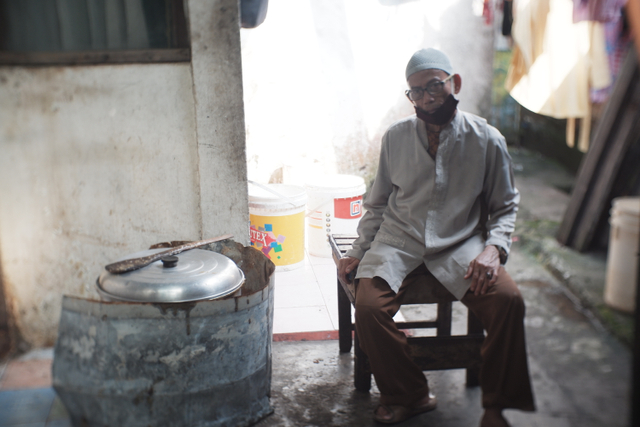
[{"x1": 345, "y1": 110, "x2": 519, "y2": 299}]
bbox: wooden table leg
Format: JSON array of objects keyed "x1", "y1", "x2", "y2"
[
  {"x1": 436, "y1": 301, "x2": 452, "y2": 336},
  {"x1": 338, "y1": 279, "x2": 353, "y2": 353},
  {"x1": 354, "y1": 330, "x2": 372, "y2": 392},
  {"x1": 466, "y1": 310, "x2": 484, "y2": 387}
]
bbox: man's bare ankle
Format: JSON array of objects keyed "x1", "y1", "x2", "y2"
[{"x1": 480, "y1": 407, "x2": 510, "y2": 427}]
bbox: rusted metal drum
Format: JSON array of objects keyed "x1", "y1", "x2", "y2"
[{"x1": 52, "y1": 275, "x2": 274, "y2": 427}]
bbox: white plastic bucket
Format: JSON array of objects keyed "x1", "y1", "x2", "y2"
[
  {"x1": 249, "y1": 183, "x2": 307, "y2": 271},
  {"x1": 604, "y1": 196, "x2": 640, "y2": 313},
  {"x1": 305, "y1": 174, "x2": 366, "y2": 257}
]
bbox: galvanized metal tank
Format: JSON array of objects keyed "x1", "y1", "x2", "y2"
[{"x1": 52, "y1": 275, "x2": 274, "y2": 427}]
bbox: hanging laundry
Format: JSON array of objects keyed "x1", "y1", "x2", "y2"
[
  {"x1": 483, "y1": 0, "x2": 494, "y2": 25},
  {"x1": 573, "y1": 0, "x2": 627, "y2": 23},
  {"x1": 586, "y1": 4, "x2": 631, "y2": 103},
  {"x1": 506, "y1": 0, "x2": 611, "y2": 152},
  {"x1": 503, "y1": 0, "x2": 514, "y2": 36}
]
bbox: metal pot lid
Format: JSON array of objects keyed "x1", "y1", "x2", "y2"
[{"x1": 97, "y1": 249, "x2": 245, "y2": 303}]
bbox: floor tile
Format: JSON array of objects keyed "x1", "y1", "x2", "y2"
[
  {"x1": 0, "y1": 360, "x2": 52, "y2": 390},
  {"x1": 316, "y1": 280, "x2": 337, "y2": 301},
  {"x1": 274, "y1": 282, "x2": 324, "y2": 309},
  {"x1": 322, "y1": 301, "x2": 341, "y2": 324},
  {"x1": 0, "y1": 388, "x2": 54, "y2": 426},
  {"x1": 306, "y1": 254, "x2": 335, "y2": 265},
  {"x1": 315, "y1": 274, "x2": 339, "y2": 300},
  {"x1": 271, "y1": 253, "x2": 343, "y2": 333},
  {"x1": 309, "y1": 264, "x2": 338, "y2": 286},
  {"x1": 273, "y1": 266, "x2": 317, "y2": 287},
  {"x1": 314, "y1": 281, "x2": 344, "y2": 330},
  {"x1": 273, "y1": 306, "x2": 334, "y2": 334}
]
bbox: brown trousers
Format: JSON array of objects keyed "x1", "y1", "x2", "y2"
[{"x1": 354, "y1": 264, "x2": 535, "y2": 410}]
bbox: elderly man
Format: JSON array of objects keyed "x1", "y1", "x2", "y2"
[{"x1": 337, "y1": 48, "x2": 535, "y2": 426}]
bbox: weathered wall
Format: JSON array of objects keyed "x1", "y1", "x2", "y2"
[
  {"x1": 189, "y1": 0, "x2": 250, "y2": 245},
  {"x1": 241, "y1": 0, "x2": 495, "y2": 185},
  {"x1": 0, "y1": 64, "x2": 201, "y2": 346},
  {"x1": 0, "y1": 0, "x2": 249, "y2": 348}
]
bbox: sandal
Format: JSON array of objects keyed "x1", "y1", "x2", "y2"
[{"x1": 373, "y1": 394, "x2": 437, "y2": 424}]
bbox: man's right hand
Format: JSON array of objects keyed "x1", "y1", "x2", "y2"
[{"x1": 338, "y1": 256, "x2": 360, "y2": 284}]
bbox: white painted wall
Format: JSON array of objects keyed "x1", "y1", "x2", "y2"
[
  {"x1": 0, "y1": 0, "x2": 248, "y2": 348},
  {"x1": 241, "y1": 0, "x2": 495, "y2": 186}
]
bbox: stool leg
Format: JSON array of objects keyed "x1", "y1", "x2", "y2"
[
  {"x1": 354, "y1": 330, "x2": 372, "y2": 392},
  {"x1": 466, "y1": 309, "x2": 484, "y2": 387},
  {"x1": 338, "y1": 280, "x2": 353, "y2": 353},
  {"x1": 436, "y1": 302, "x2": 452, "y2": 336}
]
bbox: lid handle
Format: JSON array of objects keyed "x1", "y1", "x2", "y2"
[{"x1": 161, "y1": 256, "x2": 179, "y2": 268}]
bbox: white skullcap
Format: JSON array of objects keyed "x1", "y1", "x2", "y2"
[{"x1": 405, "y1": 48, "x2": 453, "y2": 80}]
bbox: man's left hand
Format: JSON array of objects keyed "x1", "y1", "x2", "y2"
[{"x1": 465, "y1": 246, "x2": 500, "y2": 296}]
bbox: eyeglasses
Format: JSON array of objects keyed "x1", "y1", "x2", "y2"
[{"x1": 405, "y1": 74, "x2": 454, "y2": 101}]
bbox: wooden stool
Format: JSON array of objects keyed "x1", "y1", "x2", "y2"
[{"x1": 329, "y1": 234, "x2": 484, "y2": 392}]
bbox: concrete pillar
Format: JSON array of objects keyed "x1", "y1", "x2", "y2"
[{"x1": 188, "y1": 0, "x2": 250, "y2": 245}]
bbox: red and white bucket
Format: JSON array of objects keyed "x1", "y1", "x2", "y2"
[{"x1": 305, "y1": 174, "x2": 366, "y2": 257}]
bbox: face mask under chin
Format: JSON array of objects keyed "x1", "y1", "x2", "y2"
[{"x1": 415, "y1": 94, "x2": 459, "y2": 126}]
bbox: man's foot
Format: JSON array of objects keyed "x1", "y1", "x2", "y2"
[
  {"x1": 373, "y1": 393, "x2": 437, "y2": 424},
  {"x1": 479, "y1": 407, "x2": 510, "y2": 427}
]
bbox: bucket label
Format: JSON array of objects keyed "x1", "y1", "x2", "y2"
[
  {"x1": 335, "y1": 196, "x2": 363, "y2": 219},
  {"x1": 250, "y1": 211, "x2": 305, "y2": 266},
  {"x1": 250, "y1": 228, "x2": 270, "y2": 246}
]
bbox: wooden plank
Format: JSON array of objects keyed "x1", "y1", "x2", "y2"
[
  {"x1": 332, "y1": 234, "x2": 360, "y2": 240},
  {"x1": 408, "y1": 335, "x2": 484, "y2": 370},
  {"x1": 330, "y1": 237, "x2": 358, "y2": 261},
  {"x1": 329, "y1": 234, "x2": 357, "y2": 303},
  {"x1": 558, "y1": 49, "x2": 638, "y2": 246},
  {"x1": 0, "y1": 49, "x2": 191, "y2": 66},
  {"x1": 572, "y1": 80, "x2": 640, "y2": 250},
  {"x1": 395, "y1": 321, "x2": 439, "y2": 329}
]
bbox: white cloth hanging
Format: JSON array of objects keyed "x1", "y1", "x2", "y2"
[{"x1": 506, "y1": 0, "x2": 611, "y2": 152}]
